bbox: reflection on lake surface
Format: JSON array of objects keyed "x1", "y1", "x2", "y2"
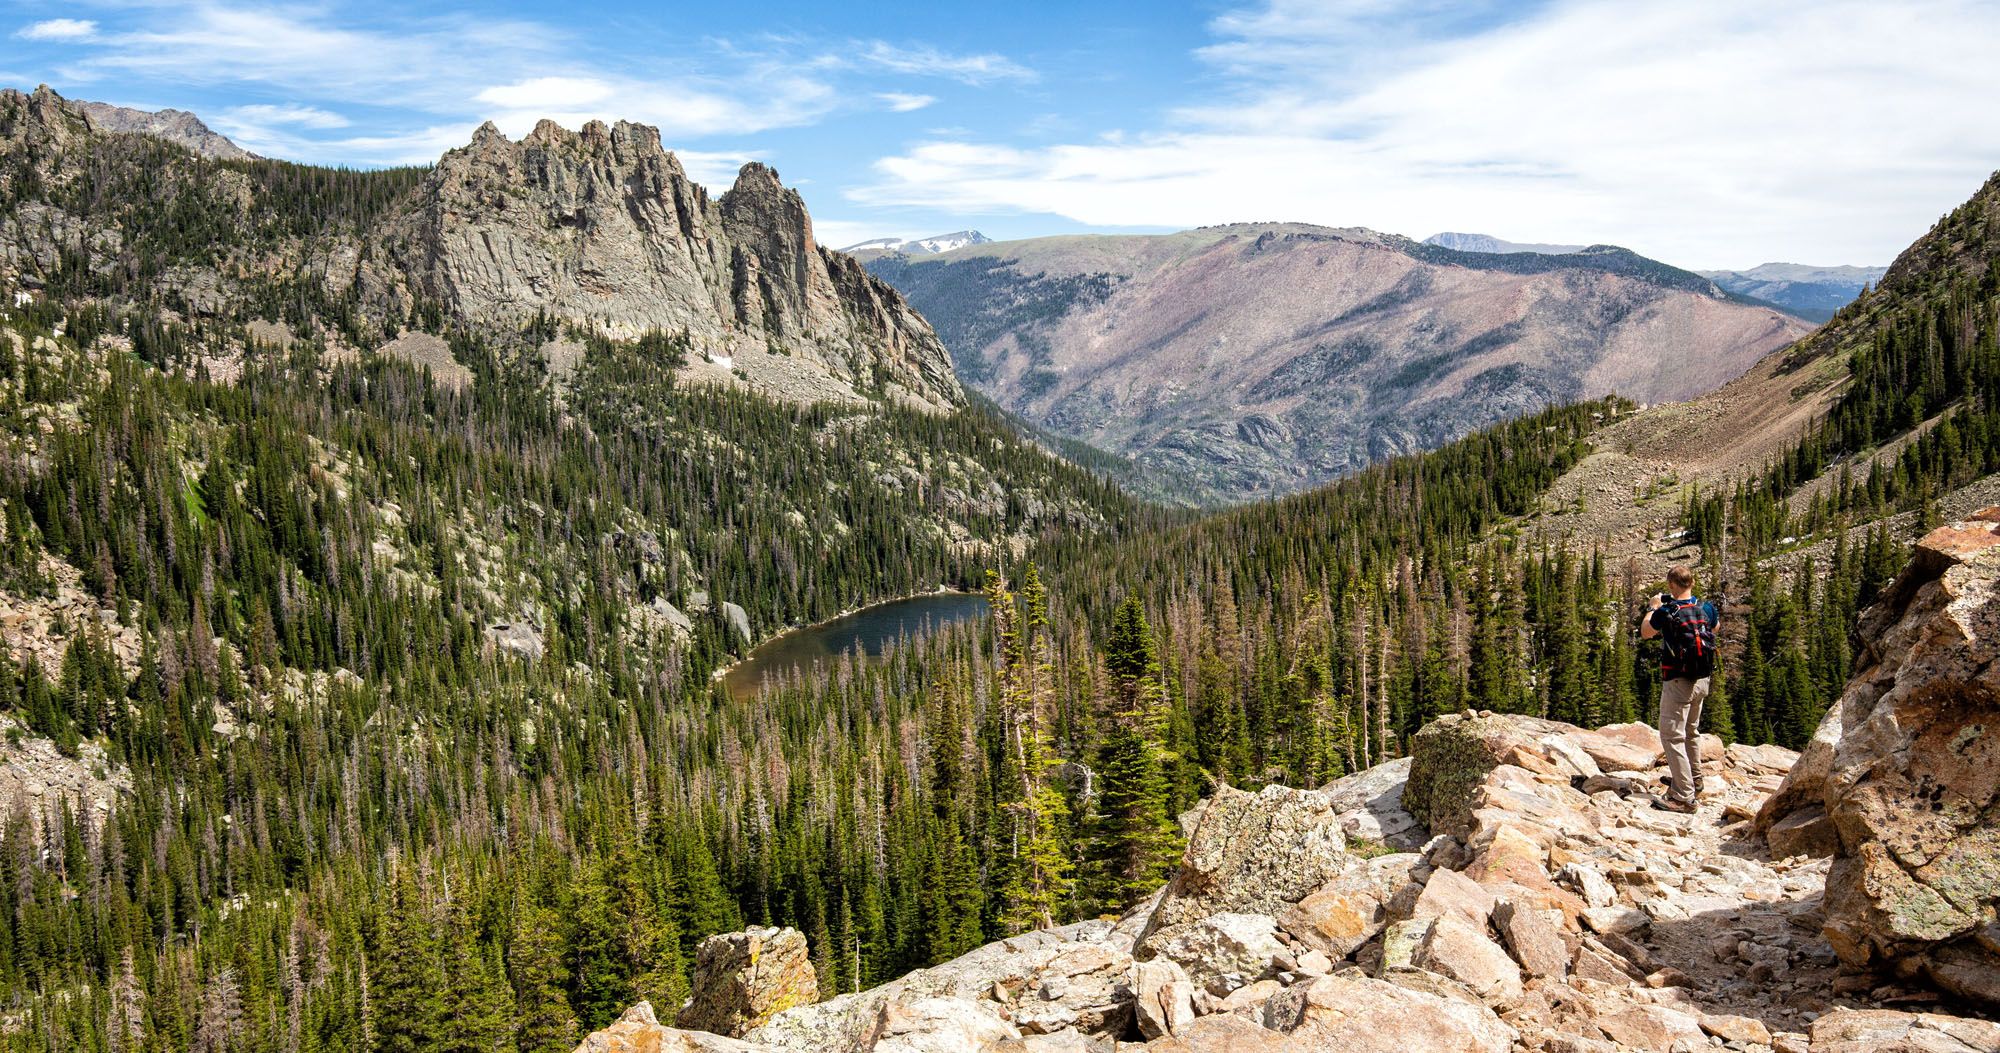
[{"x1": 721, "y1": 592, "x2": 990, "y2": 700}]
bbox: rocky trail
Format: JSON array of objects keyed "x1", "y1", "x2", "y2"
[{"x1": 576, "y1": 515, "x2": 2000, "y2": 1051}]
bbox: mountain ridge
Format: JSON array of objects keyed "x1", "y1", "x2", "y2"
[
  {"x1": 67, "y1": 91, "x2": 256, "y2": 161},
  {"x1": 869, "y1": 222, "x2": 1812, "y2": 502},
  {"x1": 0, "y1": 85, "x2": 962, "y2": 410}
]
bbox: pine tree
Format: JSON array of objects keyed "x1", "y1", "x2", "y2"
[
  {"x1": 509, "y1": 895, "x2": 580, "y2": 1053},
  {"x1": 436, "y1": 894, "x2": 515, "y2": 1053},
  {"x1": 988, "y1": 570, "x2": 1073, "y2": 933},
  {"x1": 372, "y1": 868, "x2": 442, "y2": 1053},
  {"x1": 1086, "y1": 597, "x2": 1181, "y2": 913}
]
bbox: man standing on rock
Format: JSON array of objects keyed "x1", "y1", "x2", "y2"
[{"x1": 1640, "y1": 565, "x2": 1718, "y2": 814}]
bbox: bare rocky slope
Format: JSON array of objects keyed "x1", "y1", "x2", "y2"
[
  {"x1": 576, "y1": 512, "x2": 2000, "y2": 1052},
  {"x1": 1518, "y1": 170, "x2": 2000, "y2": 590},
  {"x1": 68, "y1": 96, "x2": 255, "y2": 161},
  {"x1": 868, "y1": 225, "x2": 1811, "y2": 501},
  {"x1": 0, "y1": 85, "x2": 960, "y2": 410}
]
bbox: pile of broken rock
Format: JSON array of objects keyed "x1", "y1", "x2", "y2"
[{"x1": 577, "y1": 511, "x2": 2000, "y2": 1052}]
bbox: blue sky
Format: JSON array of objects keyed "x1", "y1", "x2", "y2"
[{"x1": 7, "y1": 0, "x2": 2000, "y2": 268}]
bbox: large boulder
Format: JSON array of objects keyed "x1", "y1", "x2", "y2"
[
  {"x1": 1147, "y1": 912, "x2": 1288, "y2": 997},
  {"x1": 1412, "y1": 914, "x2": 1524, "y2": 1006},
  {"x1": 1319, "y1": 756, "x2": 1426, "y2": 849},
  {"x1": 677, "y1": 928, "x2": 820, "y2": 1037},
  {"x1": 1404, "y1": 713, "x2": 1597, "y2": 839},
  {"x1": 1806, "y1": 1008, "x2": 2000, "y2": 1053},
  {"x1": 1131, "y1": 959, "x2": 1196, "y2": 1040},
  {"x1": 573, "y1": 1002, "x2": 771, "y2": 1052},
  {"x1": 1762, "y1": 510, "x2": 2000, "y2": 1006},
  {"x1": 860, "y1": 997, "x2": 1019, "y2": 1053},
  {"x1": 746, "y1": 921, "x2": 1130, "y2": 1050},
  {"x1": 1258, "y1": 973, "x2": 1515, "y2": 1052},
  {"x1": 1136, "y1": 784, "x2": 1351, "y2": 956},
  {"x1": 1276, "y1": 852, "x2": 1423, "y2": 960}
]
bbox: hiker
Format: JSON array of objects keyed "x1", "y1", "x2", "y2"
[{"x1": 1639, "y1": 565, "x2": 1718, "y2": 814}]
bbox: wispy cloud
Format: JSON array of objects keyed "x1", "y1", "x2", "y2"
[
  {"x1": 852, "y1": 0, "x2": 2000, "y2": 267},
  {"x1": 849, "y1": 41, "x2": 1035, "y2": 84},
  {"x1": 22, "y1": 4, "x2": 1030, "y2": 168},
  {"x1": 226, "y1": 103, "x2": 349, "y2": 129},
  {"x1": 876, "y1": 92, "x2": 936, "y2": 113},
  {"x1": 674, "y1": 148, "x2": 767, "y2": 191},
  {"x1": 17, "y1": 18, "x2": 98, "y2": 42}
]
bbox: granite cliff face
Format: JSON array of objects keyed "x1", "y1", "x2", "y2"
[
  {"x1": 869, "y1": 226, "x2": 1811, "y2": 502},
  {"x1": 365, "y1": 119, "x2": 959, "y2": 408}
]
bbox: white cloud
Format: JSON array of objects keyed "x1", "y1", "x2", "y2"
[
  {"x1": 18, "y1": 18, "x2": 98, "y2": 42},
  {"x1": 852, "y1": 0, "x2": 2000, "y2": 268},
  {"x1": 34, "y1": 5, "x2": 913, "y2": 165},
  {"x1": 850, "y1": 41, "x2": 1034, "y2": 84},
  {"x1": 475, "y1": 76, "x2": 615, "y2": 111},
  {"x1": 472, "y1": 75, "x2": 836, "y2": 144},
  {"x1": 225, "y1": 103, "x2": 349, "y2": 129},
  {"x1": 877, "y1": 92, "x2": 936, "y2": 113},
  {"x1": 671, "y1": 149, "x2": 767, "y2": 192}
]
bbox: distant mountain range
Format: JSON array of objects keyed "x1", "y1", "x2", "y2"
[
  {"x1": 1694, "y1": 262, "x2": 1888, "y2": 323},
  {"x1": 69, "y1": 97, "x2": 256, "y2": 160},
  {"x1": 1424, "y1": 232, "x2": 1884, "y2": 323},
  {"x1": 868, "y1": 224, "x2": 1810, "y2": 502},
  {"x1": 1423, "y1": 232, "x2": 1585, "y2": 255},
  {"x1": 840, "y1": 230, "x2": 992, "y2": 259}
]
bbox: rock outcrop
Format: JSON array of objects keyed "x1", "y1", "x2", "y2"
[
  {"x1": 579, "y1": 710, "x2": 1999, "y2": 1051},
  {"x1": 677, "y1": 927, "x2": 820, "y2": 1038},
  {"x1": 364, "y1": 120, "x2": 960, "y2": 409},
  {"x1": 1759, "y1": 509, "x2": 2000, "y2": 1006},
  {"x1": 575, "y1": 1003, "x2": 765, "y2": 1052}
]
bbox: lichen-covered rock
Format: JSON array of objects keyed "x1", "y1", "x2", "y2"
[
  {"x1": 1136, "y1": 784, "x2": 1351, "y2": 956},
  {"x1": 1149, "y1": 913, "x2": 1288, "y2": 996},
  {"x1": 745, "y1": 921, "x2": 1127, "y2": 1051},
  {"x1": 1766, "y1": 804, "x2": 1839, "y2": 859},
  {"x1": 1319, "y1": 756, "x2": 1425, "y2": 849},
  {"x1": 1405, "y1": 713, "x2": 1588, "y2": 839},
  {"x1": 860, "y1": 997, "x2": 1019, "y2": 1053},
  {"x1": 676, "y1": 927, "x2": 819, "y2": 1037},
  {"x1": 1762, "y1": 510, "x2": 2000, "y2": 1006},
  {"x1": 1492, "y1": 899, "x2": 1568, "y2": 981},
  {"x1": 1131, "y1": 959, "x2": 1195, "y2": 1039}
]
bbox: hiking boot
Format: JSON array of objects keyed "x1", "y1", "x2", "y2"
[{"x1": 1653, "y1": 795, "x2": 1697, "y2": 814}]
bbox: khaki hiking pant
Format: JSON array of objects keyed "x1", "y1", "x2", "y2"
[{"x1": 1659, "y1": 676, "x2": 1710, "y2": 804}]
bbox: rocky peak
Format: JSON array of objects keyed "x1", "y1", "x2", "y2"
[
  {"x1": 1, "y1": 85, "x2": 89, "y2": 147},
  {"x1": 61, "y1": 92, "x2": 254, "y2": 160},
  {"x1": 366, "y1": 119, "x2": 960, "y2": 409}
]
